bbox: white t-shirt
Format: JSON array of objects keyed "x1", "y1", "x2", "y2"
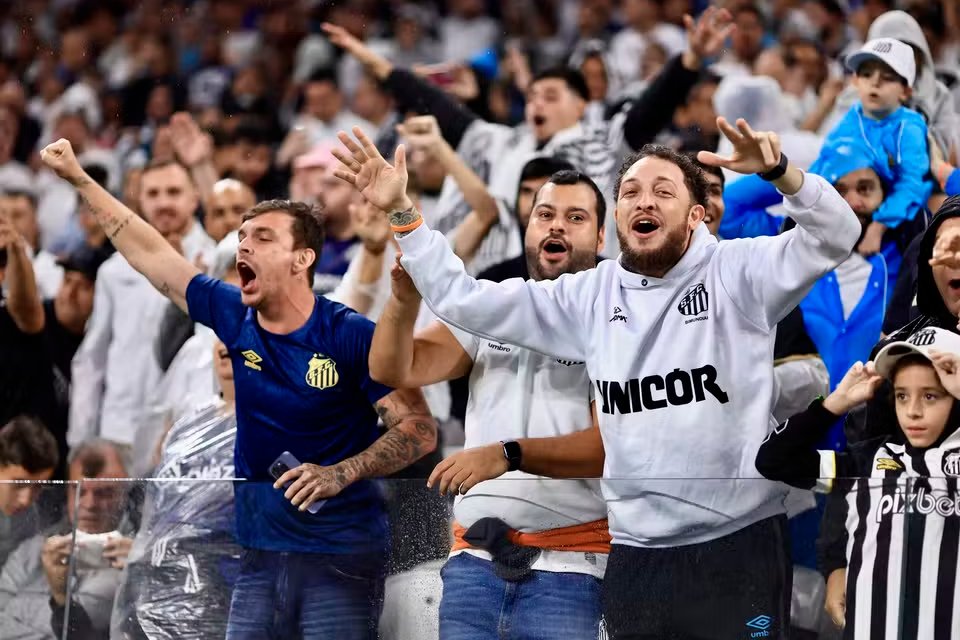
[{"x1": 447, "y1": 323, "x2": 608, "y2": 577}]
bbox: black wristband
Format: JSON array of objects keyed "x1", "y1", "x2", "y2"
[
  {"x1": 758, "y1": 152, "x2": 789, "y2": 182},
  {"x1": 501, "y1": 440, "x2": 522, "y2": 472}
]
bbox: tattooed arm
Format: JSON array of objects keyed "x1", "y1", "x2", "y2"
[
  {"x1": 276, "y1": 387, "x2": 438, "y2": 511},
  {"x1": 40, "y1": 139, "x2": 199, "y2": 312}
]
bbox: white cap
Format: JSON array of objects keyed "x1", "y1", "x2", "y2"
[
  {"x1": 874, "y1": 327, "x2": 960, "y2": 380},
  {"x1": 845, "y1": 37, "x2": 916, "y2": 88}
]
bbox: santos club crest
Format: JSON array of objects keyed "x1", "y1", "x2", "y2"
[
  {"x1": 678, "y1": 283, "x2": 709, "y2": 317},
  {"x1": 306, "y1": 354, "x2": 339, "y2": 390}
]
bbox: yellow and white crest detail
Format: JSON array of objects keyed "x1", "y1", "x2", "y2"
[{"x1": 306, "y1": 353, "x2": 339, "y2": 389}]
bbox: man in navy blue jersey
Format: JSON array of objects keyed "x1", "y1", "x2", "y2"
[{"x1": 40, "y1": 138, "x2": 437, "y2": 640}]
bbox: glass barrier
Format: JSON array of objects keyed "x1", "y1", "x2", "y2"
[{"x1": 0, "y1": 476, "x2": 936, "y2": 639}]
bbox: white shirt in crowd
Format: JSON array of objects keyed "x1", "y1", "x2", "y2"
[
  {"x1": 447, "y1": 323, "x2": 608, "y2": 578},
  {"x1": 398, "y1": 172, "x2": 861, "y2": 548},
  {"x1": 608, "y1": 24, "x2": 687, "y2": 88},
  {"x1": 69, "y1": 222, "x2": 215, "y2": 449}
]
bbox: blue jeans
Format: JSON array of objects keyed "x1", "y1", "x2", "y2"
[
  {"x1": 439, "y1": 552, "x2": 602, "y2": 640},
  {"x1": 225, "y1": 548, "x2": 386, "y2": 640}
]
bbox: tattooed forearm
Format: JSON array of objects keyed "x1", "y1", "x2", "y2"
[
  {"x1": 106, "y1": 216, "x2": 132, "y2": 240},
  {"x1": 337, "y1": 391, "x2": 437, "y2": 481},
  {"x1": 67, "y1": 175, "x2": 92, "y2": 188},
  {"x1": 339, "y1": 420, "x2": 436, "y2": 480},
  {"x1": 390, "y1": 206, "x2": 422, "y2": 237}
]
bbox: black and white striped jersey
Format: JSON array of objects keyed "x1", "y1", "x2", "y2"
[{"x1": 757, "y1": 400, "x2": 960, "y2": 639}]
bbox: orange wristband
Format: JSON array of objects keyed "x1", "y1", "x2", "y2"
[
  {"x1": 939, "y1": 163, "x2": 955, "y2": 190},
  {"x1": 391, "y1": 217, "x2": 423, "y2": 233}
]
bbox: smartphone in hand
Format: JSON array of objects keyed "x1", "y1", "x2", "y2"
[{"x1": 270, "y1": 452, "x2": 325, "y2": 514}]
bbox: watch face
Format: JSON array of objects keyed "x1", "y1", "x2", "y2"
[{"x1": 503, "y1": 441, "x2": 522, "y2": 469}]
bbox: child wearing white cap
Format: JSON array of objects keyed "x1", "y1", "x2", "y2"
[
  {"x1": 756, "y1": 326, "x2": 960, "y2": 636},
  {"x1": 811, "y1": 37, "x2": 933, "y2": 256}
]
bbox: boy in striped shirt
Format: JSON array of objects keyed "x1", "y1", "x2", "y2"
[{"x1": 756, "y1": 327, "x2": 960, "y2": 638}]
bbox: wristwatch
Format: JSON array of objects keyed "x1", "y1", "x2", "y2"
[
  {"x1": 757, "y1": 152, "x2": 789, "y2": 182},
  {"x1": 501, "y1": 440, "x2": 522, "y2": 472}
]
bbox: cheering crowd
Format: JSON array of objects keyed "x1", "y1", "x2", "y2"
[{"x1": 4, "y1": 0, "x2": 960, "y2": 638}]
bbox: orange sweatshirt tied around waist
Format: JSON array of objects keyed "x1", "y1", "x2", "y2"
[{"x1": 452, "y1": 519, "x2": 611, "y2": 554}]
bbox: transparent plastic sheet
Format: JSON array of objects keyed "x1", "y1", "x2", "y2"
[{"x1": 110, "y1": 402, "x2": 240, "y2": 640}]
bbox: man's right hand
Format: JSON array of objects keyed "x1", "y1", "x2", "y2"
[
  {"x1": 322, "y1": 22, "x2": 392, "y2": 79},
  {"x1": 396, "y1": 115, "x2": 445, "y2": 156},
  {"x1": 41, "y1": 535, "x2": 72, "y2": 606},
  {"x1": 390, "y1": 254, "x2": 421, "y2": 305},
  {"x1": 40, "y1": 139, "x2": 85, "y2": 184},
  {"x1": 825, "y1": 568, "x2": 846, "y2": 628},
  {"x1": 170, "y1": 112, "x2": 214, "y2": 168},
  {"x1": 0, "y1": 208, "x2": 23, "y2": 250}
]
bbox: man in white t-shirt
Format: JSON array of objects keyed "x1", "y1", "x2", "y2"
[{"x1": 368, "y1": 170, "x2": 608, "y2": 639}]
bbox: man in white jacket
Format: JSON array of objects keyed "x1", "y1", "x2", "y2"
[
  {"x1": 69, "y1": 160, "x2": 214, "y2": 458},
  {"x1": 331, "y1": 119, "x2": 861, "y2": 639}
]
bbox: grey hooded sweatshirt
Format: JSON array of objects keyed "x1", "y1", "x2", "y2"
[{"x1": 824, "y1": 10, "x2": 960, "y2": 157}]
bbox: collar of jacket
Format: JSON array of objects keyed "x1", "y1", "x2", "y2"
[{"x1": 615, "y1": 223, "x2": 716, "y2": 289}]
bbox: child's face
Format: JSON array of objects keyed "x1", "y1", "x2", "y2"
[
  {"x1": 894, "y1": 363, "x2": 953, "y2": 448},
  {"x1": 852, "y1": 60, "x2": 911, "y2": 118}
]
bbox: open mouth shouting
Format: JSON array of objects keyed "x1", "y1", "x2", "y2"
[
  {"x1": 236, "y1": 260, "x2": 259, "y2": 295},
  {"x1": 532, "y1": 114, "x2": 547, "y2": 128},
  {"x1": 539, "y1": 236, "x2": 570, "y2": 263},
  {"x1": 630, "y1": 216, "x2": 661, "y2": 240}
]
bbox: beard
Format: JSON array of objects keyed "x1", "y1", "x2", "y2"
[
  {"x1": 617, "y1": 221, "x2": 690, "y2": 276},
  {"x1": 524, "y1": 242, "x2": 597, "y2": 281}
]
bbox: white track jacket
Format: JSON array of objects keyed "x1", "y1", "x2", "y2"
[{"x1": 398, "y1": 172, "x2": 861, "y2": 548}]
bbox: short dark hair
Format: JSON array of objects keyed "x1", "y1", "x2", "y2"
[
  {"x1": 0, "y1": 416, "x2": 59, "y2": 473},
  {"x1": 141, "y1": 158, "x2": 192, "y2": 180},
  {"x1": 307, "y1": 67, "x2": 340, "y2": 89},
  {"x1": 532, "y1": 169, "x2": 607, "y2": 228},
  {"x1": 890, "y1": 353, "x2": 936, "y2": 385},
  {"x1": 0, "y1": 189, "x2": 37, "y2": 210},
  {"x1": 734, "y1": 2, "x2": 764, "y2": 21},
  {"x1": 687, "y1": 152, "x2": 725, "y2": 188},
  {"x1": 233, "y1": 118, "x2": 271, "y2": 147},
  {"x1": 615, "y1": 145, "x2": 709, "y2": 208},
  {"x1": 243, "y1": 200, "x2": 325, "y2": 287},
  {"x1": 532, "y1": 67, "x2": 590, "y2": 102},
  {"x1": 83, "y1": 164, "x2": 110, "y2": 189},
  {"x1": 520, "y1": 157, "x2": 576, "y2": 184}
]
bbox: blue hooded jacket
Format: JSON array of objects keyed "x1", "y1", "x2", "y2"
[
  {"x1": 811, "y1": 103, "x2": 932, "y2": 229},
  {"x1": 720, "y1": 136, "x2": 906, "y2": 450}
]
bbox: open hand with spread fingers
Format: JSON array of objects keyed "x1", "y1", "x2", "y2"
[
  {"x1": 682, "y1": 6, "x2": 735, "y2": 70},
  {"x1": 332, "y1": 127, "x2": 411, "y2": 215},
  {"x1": 698, "y1": 118, "x2": 782, "y2": 176}
]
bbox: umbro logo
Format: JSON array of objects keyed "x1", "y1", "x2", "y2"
[
  {"x1": 241, "y1": 350, "x2": 262, "y2": 371},
  {"x1": 609, "y1": 306, "x2": 627, "y2": 323}
]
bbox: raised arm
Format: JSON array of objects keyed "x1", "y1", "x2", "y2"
[
  {"x1": 755, "y1": 361, "x2": 882, "y2": 489},
  {"x1": 621, "y1": 7, "x2": 734, "y2": 151},
  {"x1": 397, "y1": 115, "x2": 501, "y2": 264},
  {"x1": 331, "y1": 127, "x2": 591, "y2": 360},
  {"x1": 41, "y1": 140, "x2": 200, "y2": 312},
  {"x1": 274, "y1": 386, "x2": 438, "y2": 511},
  {"x1": 699, "y1": 118, "x2": 861, "y2": 331},
  {"x1": 369, "y1": 257, "x2": 473, "y2": 388},
  {"x1": 169, "y1": 112, "x2": 220, "y2": 201},
  {"x1": 323, "y1": 23, "x2": 477, "y2": 149},
  {"x1": 0, "y1": 210, "x2": 43, "y2": 333}
]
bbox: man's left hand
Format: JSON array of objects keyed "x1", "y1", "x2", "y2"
[
  {"x1": 427, "y1": 443, "x2": 509, "y2": 496},
  {"x1": 698, "y1": 117, "x2": 781, "y2": 175},
  {"x1": 102, "y1": 536, "x2": 134, "y2": 569},
  {"x1": 857, "y1": 221, "x2": 886, "y2": 256},
  {"x1": 274, "y1": 463, "x2": 355, "y2": 511}
]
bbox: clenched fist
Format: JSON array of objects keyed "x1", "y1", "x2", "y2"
[{"x1": 40, "y1": 139, "x2": 84, "y2": 183}]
